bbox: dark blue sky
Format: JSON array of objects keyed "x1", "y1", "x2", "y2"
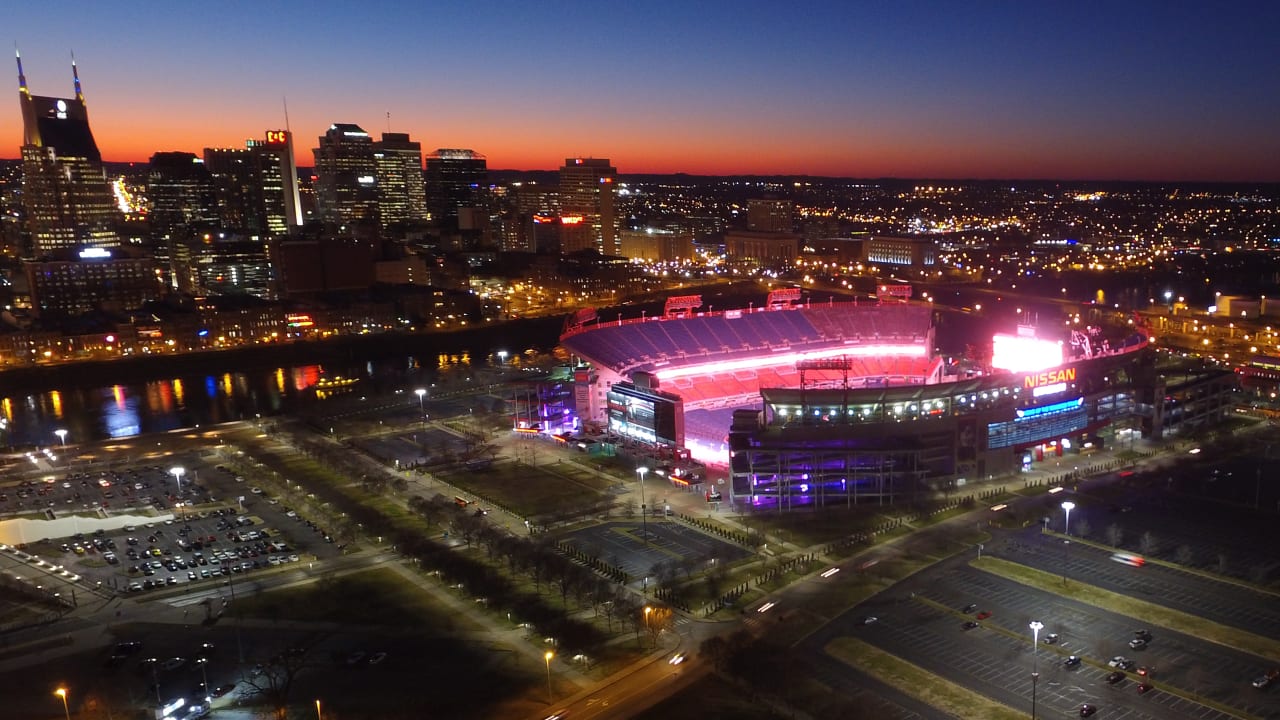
[{"x1": 4, "y1": 1, "x2": 1278, "y2": 180}]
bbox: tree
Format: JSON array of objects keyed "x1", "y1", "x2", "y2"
[
  {"x1": 237, "y1": 644, "x2": 316, "y2": 720},
  {"x1": 1139, "y1": 531, "x2": 1158, "y2": 556},
  {"x1": 1105, "y1": 523, "x2": 1123, "y2": 547},
  {"x1": 1074, "y1": 518, "x2": 1092, "y2": 538},
  {"x1": 1217, "y1": 553, "x2": 1229, "y2": 575},
  {"x1": 1175, "y1": 544, "x2": 1194, "y2": 566}
]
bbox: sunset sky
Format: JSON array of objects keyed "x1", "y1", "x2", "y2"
[{"x1": 3, "y1": 1, "x2": 1278, "y2": 181}]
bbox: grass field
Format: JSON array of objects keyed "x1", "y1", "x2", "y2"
[
  {"x1": 436, "y1": 459, "x2": 611, "y2": 517},
  {"x1": 734, "y1": 506, "x2": 897, "y2": 547},
  {"x1": 973, "y1": 556, "x2": 1280, "y2": 662},
  {"x1": 827, "y1": 636, "x2": 1024, "y2": 719},
  {"x1": 234, "y1": 567, "x2": 472, "y2": 630},
  {"x1": 632, "y1": 673, "x2": 785, "y2": 720}
]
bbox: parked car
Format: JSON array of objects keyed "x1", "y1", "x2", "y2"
[
  {"x1": 1106, "y1": 671, "x2": 1126, "y2": 684},
  {"x1": 1063, "y1": 655, "x2": 1082, "y2": 668},
  {"x1": 1080, "y1": 703, "x2": 1097, "y2": 717}
]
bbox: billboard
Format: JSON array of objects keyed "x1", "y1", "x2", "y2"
[
  {"x1": 991, "y1": 333, "x2": 1063, "y2": 373},
  {"x1": 606, "y1": 382, "x2": 683, "y2": 447}
]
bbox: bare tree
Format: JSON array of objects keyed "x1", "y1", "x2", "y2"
[
  {"x1": 1105, "y1": 523, "x2": 1123, "y2": 547},
  {"x1": 1074, "y1": 518, "x2": 1092, "y2": 538},
  {"x1": 1217, "y1": 553, "x2": 1229, "y2": 575},
  {"x1": 236, "y1": 645, "x2": 316, "y2": 720},
  {"x1": 1139, "y1": 531, "x2": 1158, "y2": 556},
  {"x1": 1175, "y1": 544, "x2": 1194, "y2": 566}
]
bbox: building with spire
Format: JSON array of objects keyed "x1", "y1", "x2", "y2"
[{"x1": 16, "y1": 51, "x2": 122, "y2": 257}]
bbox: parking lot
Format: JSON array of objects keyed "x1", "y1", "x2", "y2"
[
  {"x1": 0, "y1": 462, "x2": 212, "y2": 519},
  {"x1": 808, "y1": 542, "x2": 1280, "y2": 720},
  {"x1": 559, "y1": 520, "x2": 750, "y2": 584},
  {"x1": 9, "y1": 459, "x2": 345, "y2": 598}
]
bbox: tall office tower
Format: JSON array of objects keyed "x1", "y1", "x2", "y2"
[
  {"x1": 312, "y1": 123, "x2": 378, "y2": 230},
  {"x1": 425, "y1": 148, "x2": 487, "y2": 225},
  {"x1": 17, "y1": 53, "x2": 122, "y2": 256},
  {"x1": 252, "y1": 129, "x2": 303, "y2": 230},
  {"x1": 558, "y1": 157, "x2": 617, "y2": 255},
  {"x1": 147, "y1": 151, "x2": 216, "y2": 243},
  {"x1": 747, "y1": 198, "x2": 793, "y2": 233},
  {"x1": 204, "y1": 131, "x2": 302, "y2": 240},
  {"x1": 373, "y1": 132, "x2": 426, "y2": 231}
]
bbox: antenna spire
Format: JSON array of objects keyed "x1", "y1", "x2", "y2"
[
  {"x1": 282, "y1": 95, "x2": 291, "y2": 132},
  {"x1": 71, "y1": 50, "x2": 83, "y2": 101},
  {"x1": 15, "y1": 46, "x2": 27, "y2": 94}
]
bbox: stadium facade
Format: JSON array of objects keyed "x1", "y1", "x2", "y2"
[{"x1": 558, "y1": 288, "x2": 1235, "y2": 508}]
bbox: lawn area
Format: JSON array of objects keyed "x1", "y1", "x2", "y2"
[
  {"x1": 735, "y1": 506, "x2": 895, "y2": 547},
  {"x1": 632, "y1": 673, "x2": 785, "y2": 720},
  {"x1": 234, "y1": 566, "x2": 474, "y2": 630},
  {"x1": 436, "y1": 459, "x2": 610, "y2": 517},
  {"x1": 827, "y1": 636, "x2": 1024, "y2": 720},
  {"x1": 972, "y1": 556, "x2": 1280, "y2": 661}
]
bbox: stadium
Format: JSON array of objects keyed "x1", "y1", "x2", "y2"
[{"x1": 557, "y1": 287, "x2": 1227, "y2": 509}]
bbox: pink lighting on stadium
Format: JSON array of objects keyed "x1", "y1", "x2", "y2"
[
  {"x1": 653, "y1": 344, "x2": 928, "y2": 382},
  {"x1": 991, "y1": 334, "x2": 1064, "y2": 373}
]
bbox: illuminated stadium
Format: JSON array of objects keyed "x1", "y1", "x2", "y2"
[{"x1": 558, "y1": 288, "x2": 1230, "y2": 508}]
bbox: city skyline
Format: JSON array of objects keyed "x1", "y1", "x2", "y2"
[{"x1": 2, "y1": 1, "x2": 1279, "y2": 182}]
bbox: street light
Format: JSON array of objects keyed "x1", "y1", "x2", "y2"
[
  {"x1": 1029, "y1": 621, "x2": 1043, "y2": 720},
  {"x1": 54, "y1": 687, "x2": 70, "y2": 720},
  {"x1": 197, "y1": 658, "x2": 210, "y2": 702},
  {"x1": 544, "y1": 650, "x2": 555, "y2": 705},
  {"x1": 55, "y1": 429, "x2": 68, "y2": 447},
  {"x1": 1061, "y1": 501, "x2": 1076, "y2": 585},
  {"x1": 497, "y1": 350, "x2": 508, "y2": 365},
  {"x1": 636, "y1": 466, "x2": 649, "y2": 545},
  {"x1": 644, "y1": 605, "x2": 653, "y2": 647},
  {"x1": 415, "y1": 388, "x2": 426, "y2": 415},
  {"x1": 315, "y1": 698, "x2": 323, "y2": 720},
  {"x1": 170, "y1": 466, "x2": 185, "y2": 497}
]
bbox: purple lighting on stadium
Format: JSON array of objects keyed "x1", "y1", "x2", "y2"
[{"x1": 654, "y1": 343, "x2": 928, "y2": 381}]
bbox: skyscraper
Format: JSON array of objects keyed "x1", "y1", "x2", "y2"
[
  {"x1": 253, "y1": 129, "x2": 303, "y2": 230},
  {"x1": 425, "y1": 148, "x2": 487, "y2": 226},
  {"x1": 558, "y1": 157, "x2": 617, "y2": 255},
  {"x1": 17, "y1": 52, "x2": 121, "y2": 256},
  {"x1": 312, "y1": 123, "x2": 377, "y2": 230},
  {"x1": 147, "y1": 151, "x2": 216, "y2": 242},
  {"x1": 203, "y1": 131, "x2": 300, "y2": 240},
  {"x1": 373, "y1": 132, "x2": 426, "y2": 230}
]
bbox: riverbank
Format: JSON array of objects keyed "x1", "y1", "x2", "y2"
[{"x1": 0, "y1": 314, "x2": 566, "y2": 397}]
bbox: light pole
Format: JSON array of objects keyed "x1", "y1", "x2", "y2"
[
  {"x1": 1029, "y1": 621, "x2": 1043, "y2": 720},
  {"x1": 315, "y1": 698, "x2": 323, "y2": 720},
  {"x1": 544, "y1": 650, "x2": 555, "y2": 705},
  {"x1": 197, "y1": 658, "x2": 210, "y2": 702},
  {"x1": 415, "y1": 388, "x2": 426, "y2": 419},
  {"x1": 644, "y1": 605, "x2": 653, "y2": 647},
  {"x1": 636, "y1": 466, "x2": 649, "y2": 544},
  {"x1": 55, "y1": 429, "x2": 68, "y2": 447},
  {"x1": 170, "y1": 466, "x2": 185, "y2": 497},
  {"x1": 54, "y1": 687, "x2": 70, "y2": 720},
  {"x1": 497, "y1": 350, "x2": 508, "y2": 365},
  {"x1": 1061, "y1": 500, "x2": 1076, "y2": 585}
]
